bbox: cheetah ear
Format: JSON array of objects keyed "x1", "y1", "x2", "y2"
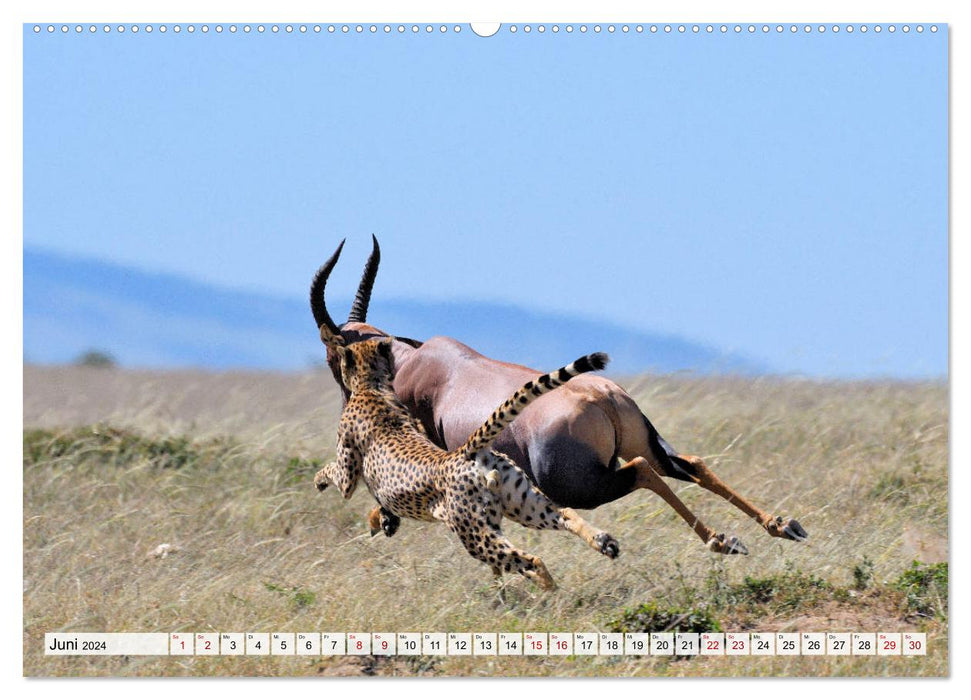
[
  {"x1": 337, "y1": 345, "x2": 355, "y2": 373},
  {"x1": 377, "y1": 338, "x2": 395, "y2": 374}
]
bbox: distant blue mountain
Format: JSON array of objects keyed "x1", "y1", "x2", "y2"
[{"x1": 23, "y1": 248, "x2": 765, "y2": 374}]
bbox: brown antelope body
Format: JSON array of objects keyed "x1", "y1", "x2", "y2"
[{"x1": 310, "y1": 237, "x2": 808, "y2": 555}]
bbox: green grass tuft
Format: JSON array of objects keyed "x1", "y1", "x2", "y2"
[
  {"x1": 608, "y1": 602, "x2": 721, "y2": 634},
  {"x1": 23, "y1": 426, "x2": 211, "y2": 470},
  {"x1": 264, "y1": 582, "x2": 318, "y2": 610},
  {"x1": 869, "y1": 473, "x2": 909, "y2": 503},
  {"x1": 894, "y1": 561, "x2": 948, "y2": 619},
  {"x1": 284, "y1": 456, "x2": 323, "y2": 485},
  {"x1": 852, "y1": 555, "x2": 875, "y2": 591},
  {"x1": 705, "y1": 565, "x2": 838, "y2": 614}
]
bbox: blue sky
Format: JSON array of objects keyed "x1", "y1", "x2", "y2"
[{"x1": 23, "y1": 23, "x2": 947, "y2": 378}]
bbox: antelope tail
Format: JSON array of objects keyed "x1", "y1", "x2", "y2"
[{"x1": 458, "y1": 352, "x2": 609, "y2": 459}]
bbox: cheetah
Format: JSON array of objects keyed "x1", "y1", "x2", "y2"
[{"x1": 313, "y1": 335, "x2": 620, "y2": 590}]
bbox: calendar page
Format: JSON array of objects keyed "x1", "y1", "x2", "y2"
[{"x1": 21, "y1": 3, "x2": 948, "y2": 679}]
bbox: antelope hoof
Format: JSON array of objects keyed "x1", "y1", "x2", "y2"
[
  {"x1": 769, "y1": 515, "x2": 808, "y2": 542},
  {"x1": 595, "y1": 532, "x2": 620, "y2": 559},
  {"x1": 707, "y1": 533, "x2": 749, "y2": 555}
]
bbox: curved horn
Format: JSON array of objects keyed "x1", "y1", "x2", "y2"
[
  {"x1": 310, "y1": 239, "x2": 345, "y2": 341},
  {"x1": 347, "y1": 234, "x2": 380, "y2": 323}
]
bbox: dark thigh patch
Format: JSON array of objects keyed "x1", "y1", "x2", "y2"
[{"x1": 530, "y1": 437, "x2": 636, "y2": 509}]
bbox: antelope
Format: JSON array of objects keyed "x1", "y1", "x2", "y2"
[{"x1": 310, "y1": 237, "x2": 808, "y2": 555}]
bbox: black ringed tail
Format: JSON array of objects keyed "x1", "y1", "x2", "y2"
[{"x1": 459, "y1": 352, "x2": 609, "y2": 458}]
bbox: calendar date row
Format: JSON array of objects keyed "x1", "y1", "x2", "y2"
[{"x1": 45, "y1": 631, "x2": 927, "y2": 657}]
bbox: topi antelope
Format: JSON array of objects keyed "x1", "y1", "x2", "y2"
[{"x1": 310, "y1": 236, "x2": 807, "y2": 555}]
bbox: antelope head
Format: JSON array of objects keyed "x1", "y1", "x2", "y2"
[{"x1": 309, "y1": 235, "x2": 421, "y2": 400}]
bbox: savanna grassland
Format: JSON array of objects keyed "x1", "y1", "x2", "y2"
[{"x1": 23, "y1": 365, "x2": 948, "y2": 677}]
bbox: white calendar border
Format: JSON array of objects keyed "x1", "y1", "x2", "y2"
[{"x1": 10, "y1": 0, "x2": 961, "y2": 698}]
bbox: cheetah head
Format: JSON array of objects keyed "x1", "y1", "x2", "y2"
[{"x1": 334, "y1": 337, "x2": 396, "y2": 394}]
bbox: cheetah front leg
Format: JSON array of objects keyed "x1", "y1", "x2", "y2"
[
  {"x1": 489, "y1": 456, "x2": 620, "y2": 559},
  {"x1": 314, "y1": 429, "x2": 363, "y2": 499}
]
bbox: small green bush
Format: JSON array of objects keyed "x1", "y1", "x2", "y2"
[
  {"x1": 75, "y1": 350, "x2": 117, "y2": 368},
  {"x1": 707, "y1": 566, "x2": 836, "y2": 614},
  {"x1": 608, "y1": 602, "x2": 721, "y2": 634},
  {"x1": 894, "y1": 561, "x2": 948, "y2": 619},
  {"x1": 264, "y1": 582, "x2": 317, "y2": 610}
]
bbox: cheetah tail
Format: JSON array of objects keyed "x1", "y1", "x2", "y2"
[{"x1": 458, "y1": 352, "x2": 609, "y2": 459}]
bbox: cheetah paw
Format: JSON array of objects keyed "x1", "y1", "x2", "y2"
[
  {"x1": 484, "y1": 469, "x2": 501, "y2": 493},
  {"x1": 381, "y1": 511, "x2": 401, "y2": 537},
  {"x1": 367, "y1": 507, "x2": 401, "y2": 537}
]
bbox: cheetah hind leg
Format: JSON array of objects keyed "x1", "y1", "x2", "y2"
[
  {"x1": 489, "y1": 565, "x2": 508, "y2": 605},
  {"x1": 556, "y1": 507, "x2": 620, "y2": 559},
  {"x1": 367, "y1": 505, "x2": 400, "y2": 538},
  {"x1": 492, "y1": 459, "x2": 620, "y2": 559}
]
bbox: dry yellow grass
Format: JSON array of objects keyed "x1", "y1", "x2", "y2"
[{"x1": 23, "y1": 366, "x2": 948, "y2": 677}]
